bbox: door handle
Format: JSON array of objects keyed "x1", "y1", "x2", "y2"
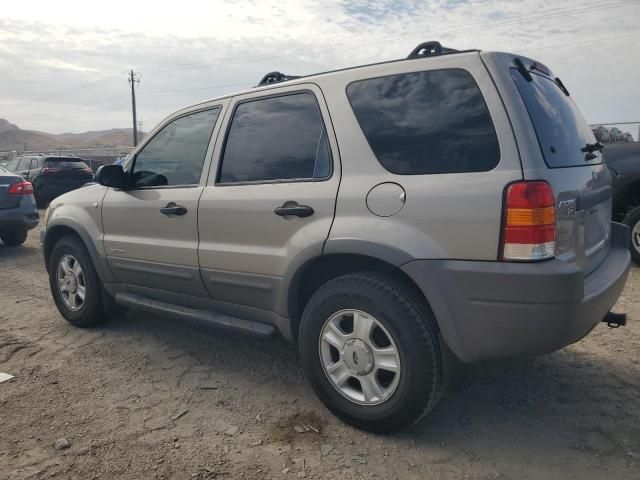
[
  {"x1": 274, "y1": 203, "x2": 314, "y2": 218},
  {"x1": 160, "y1": 203, "x2": 187, "y2": 216}
]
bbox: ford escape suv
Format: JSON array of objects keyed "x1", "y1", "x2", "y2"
[{"x1": 41, "y1": 42, "x2": 631, "y2": 432}]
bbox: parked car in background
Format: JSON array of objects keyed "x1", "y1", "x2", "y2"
[
  {"x1": 607, "y1": 142, "x2": 640, "y2": 264},
  {"x1": 5, "y1": 155, "x2": 94, "y2": 207},
  {"x1": 0, "y1": 165, "x2": 39, "y2": 246},
  {"x1": 41, "y1": 42, "x2": 630, "y2": 432}
]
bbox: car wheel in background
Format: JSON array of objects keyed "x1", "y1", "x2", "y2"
[
  {"x1": 34, "y1": 191, "x2": 47, "y2": 209},
  {"x1": 298, "y1": 272, "x2": 445, "y2": 433},
  {"x1": 48, "y1": 235, "x2": 108, "y2": 327},
  {"x1": 0, "y1": 230, "x2": 28, "y2": 246},
  {"x1": 623, "y1": 205, "x2": 640, "y2": 265}
]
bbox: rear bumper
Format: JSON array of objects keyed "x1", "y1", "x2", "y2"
[
  {"x1": 402, "y1": 222, "x2": 631, "y2": 362},
  {"x1": 0, "y1": 197, "x2": 39, "y2": 233},
  {"x1": 35, "y1": 180, "x2": 91, "y2": 201}
]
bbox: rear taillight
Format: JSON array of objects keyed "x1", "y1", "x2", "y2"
[
  {"x1": 82, "y1": 167, "x2": 93, "y2": 174},
  {"x1": 41, "y1": 167, "x2": 61, "y2": 175},
  {"x1": 7, "y1": 181, "x2": 33, "y2": 195},
  {"x1": 500, "y1": 181, "x2": 556, "y2": 261}
]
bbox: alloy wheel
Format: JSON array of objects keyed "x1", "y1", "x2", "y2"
[
  {"x1": 319, "y1": 309, "x2": 401, "y2": 405},
  {"x1": 56, "y1": 254, "x2": 86, "y2": 311}
]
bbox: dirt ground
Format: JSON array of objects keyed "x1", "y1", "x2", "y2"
[{"x1": 1, "y1": 224, "x2": 639, "y2": 480}]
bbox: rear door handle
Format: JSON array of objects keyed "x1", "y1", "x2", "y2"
[
  {"x1": 274, "y1": 203, "x2": 314, "y2": 218},
  {"x1": 160, "y1": 203, "x2": 187, "y2": 216}
]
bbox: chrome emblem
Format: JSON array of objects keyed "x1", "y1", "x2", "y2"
[{"x1": 559, "y1": 199, "x2": 577, "y2": 216}]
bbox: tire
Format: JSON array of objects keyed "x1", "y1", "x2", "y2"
[
  {"x1": 48, "y1": 235, "x2": 107, "y2": 327},
  {"x1": 298, "y1": 272, "x2": 445, "y2": 433},
  {"x1": 1, "y1": 230, "x2": 28, "y2": 246},
  {"x1": 34, "y1": 195, "x2": 47, "y2": 210},
  {"x1": 34, "y1": 192, "x2": 47, "y2": 209},
  {"x1": 623, "y1": 205, "x2": 640, "y2": 265}
]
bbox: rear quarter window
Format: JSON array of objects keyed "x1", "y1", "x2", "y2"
[{"x1": 346, "y1": 69, "x2": 500, "y2": 175}]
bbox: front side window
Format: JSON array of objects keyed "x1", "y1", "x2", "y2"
[
  {"x1": 218, "y1": 92, "x2": 331, "y2": 183},
  {"x1": 132, "y1": 108, "x2": 220, "y2": 187},
  {"x1": 347, "y1": 69, "x2": 500, "y2": 175}
]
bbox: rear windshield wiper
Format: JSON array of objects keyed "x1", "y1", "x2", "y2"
[
  {"x1": 582, "y1": 142, "x2": 604, "y2": 153},
  {"x1": 582, "y1": 142, "x2": 604, "y2": 160}
]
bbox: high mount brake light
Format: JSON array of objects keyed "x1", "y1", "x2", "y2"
[
  {"x1": 500, "y1": 181, "x2": 556, "y2": 261},
  {"x1": 7, "y1": 181, "x2": 33, "y2": 195}
]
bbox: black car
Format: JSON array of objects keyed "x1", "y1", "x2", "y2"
[
  {"x1": 5, "y1": 155, "x2": 94, "y2": 207},
  {"x1": 607, "y1": 142, "x2": 640, "y2": 264},
  {"x1": 0, "y1": 165, "x2": 39, "y2": 246}
]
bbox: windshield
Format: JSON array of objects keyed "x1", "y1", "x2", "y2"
[{"x1": 511, "y1": 69, "x2": 601, "y2": 168}]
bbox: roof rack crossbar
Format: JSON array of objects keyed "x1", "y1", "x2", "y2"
[
  {"x1": 407, "y1": 41, "x2": 477, "y2": 60},
  {"x1": 256, "y1": 71, "x2": 301, "y2": 87}
]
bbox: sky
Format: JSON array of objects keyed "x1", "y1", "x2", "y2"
[{"x1": 0, "y1": 0, "x2": 639, "y2": 135}]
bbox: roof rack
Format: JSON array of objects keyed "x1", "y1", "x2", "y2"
[
  {"x1": 256, "y1": 71, "x2": 301, "y2": 87},
  {"x1": 406, "y1": 41, "x2": 477, "y2": 59}
]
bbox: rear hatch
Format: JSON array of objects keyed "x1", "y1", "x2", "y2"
[
  {"x1": 509, "y1": 59, "x2": 611, "y2": 275},
  {"x1": 0, "y1": 167, "x2": 22, "y2": 209},
  {"x1": 41, "y1": 158, "x2": 94, "y2": 186}
]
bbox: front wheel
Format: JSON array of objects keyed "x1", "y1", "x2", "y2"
[
  {"x1": 48, "y1": 236, "x2": 107, "y2": 327},
  {"x1": 623, "y1": 205, "x2": 640, "y2": 265},
  {"x1": 299, "y1": 272, "x2": 445, "y2": 433}
]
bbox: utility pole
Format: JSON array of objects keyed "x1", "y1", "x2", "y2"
[{"x1": 128, "y1": 70, "x2": 139, "y2": 146}]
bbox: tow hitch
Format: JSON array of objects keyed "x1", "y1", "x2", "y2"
[{"x1": 602, "y1": 312, "x2": 627, "y2": 328}]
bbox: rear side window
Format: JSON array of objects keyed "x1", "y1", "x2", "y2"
[
  {"x1": 218, "y1": 92, "x2": 331, "y2": 183},
  {"x1": 510, "y1": 70, "x2": 601, "y2": 168},
  {"x1": 347, "y1": 69, "x2": 500, "y2": 175}
]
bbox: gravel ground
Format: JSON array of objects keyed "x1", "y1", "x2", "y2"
[{"x1": 1, "y1": 224, "x2": 639, "y2": 480}]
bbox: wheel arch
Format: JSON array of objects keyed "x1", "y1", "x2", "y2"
[
  {"x1": 286, "y1": 251, "x2": 436, "y2": 341},
  {"x1": 613, "y1": 179, "x2": 640, "y2": 221},
  {"x1": 43, "y1": 220, "x2": 115, "y2": 282}
]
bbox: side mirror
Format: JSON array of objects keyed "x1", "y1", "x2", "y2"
[{"x1": 96, "y1": 164, "x2": 129, "y2": 189}]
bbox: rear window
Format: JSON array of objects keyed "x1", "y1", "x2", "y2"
[
  {"x1": 346, "y1": 69, "x2": 500, "y2": 175},
  {"x1": 45, "y1": 158, "x2": 89, "y2": 169},
  {"x1": 510, "y1": 70, "x2": 601, "y2": 168}
]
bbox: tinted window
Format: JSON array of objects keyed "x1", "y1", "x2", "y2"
[
  {"x1": 45, "y1": 159, "x2": 89, "y2": 170},
  {"x1": 219, "y1": 93, "x2": 331, "y2": 183},
  {"x1": 511, "y1": 70, "x2": 600, "y2": 168},
  {"x1": 347, "y1": 69, "x2": 500, "y2": 175},
  {"x1": 132, "y1": 108, "x2": 220, "y2": 187}
]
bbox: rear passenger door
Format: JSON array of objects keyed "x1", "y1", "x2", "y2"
[{"x1": 198, "y1": 85, "x2": 340, "y2": 315}]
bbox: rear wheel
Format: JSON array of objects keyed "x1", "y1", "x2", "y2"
[
  {"x1": 623, "y1": 205, "x2": 640, "y2": 265},
  {"x1": 1, "y1": 230, "x2": 28, "y2": 246},
  {"x1": 34, "y1": 193, "x2": 47, "y2": 209},
  {"x1": 48, "y1": 236, "x2": 107, "y2": 327},
  {"x1": 299, "y1": 272, "x2": 445, "y2": 433}
]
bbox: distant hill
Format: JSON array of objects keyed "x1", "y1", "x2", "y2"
[{"x1": 0, "y1": 118, "x2": 143, "y2": 152}]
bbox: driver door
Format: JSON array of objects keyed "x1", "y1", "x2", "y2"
[{"x1": 102, "y1": 103, "x2": 225, "y2": 297}]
